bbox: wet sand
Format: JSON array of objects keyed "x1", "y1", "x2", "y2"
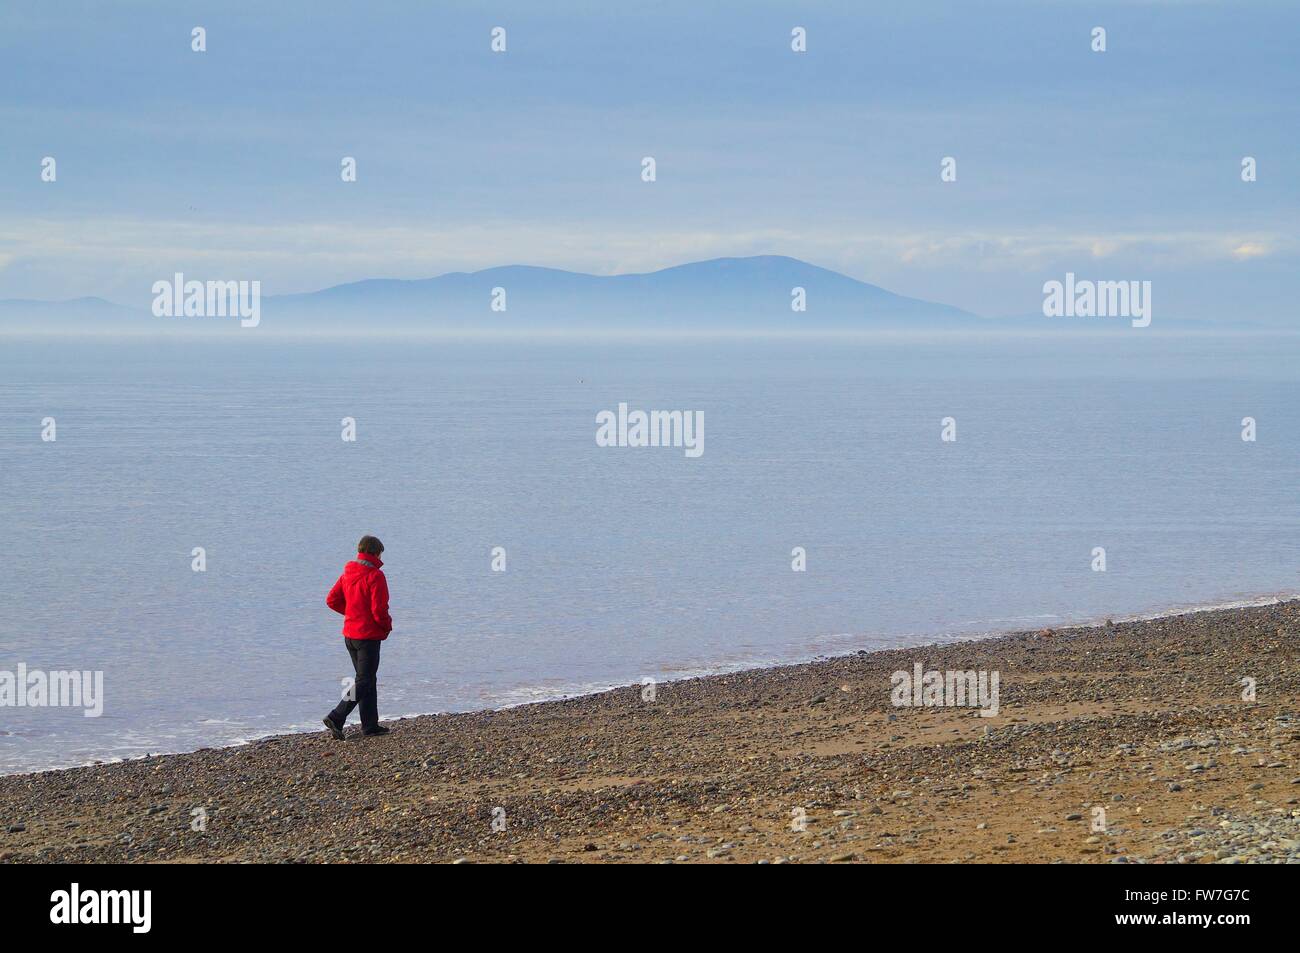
[{"x1": 1, "y1": 600, "x2": 1297, "y2": 863}]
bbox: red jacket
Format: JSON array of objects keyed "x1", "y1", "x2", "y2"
[{"x1": 326, "y1": 554, "x2": 393, "y2": 640}]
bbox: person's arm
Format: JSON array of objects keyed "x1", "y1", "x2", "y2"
[
  {"x1": 371, "y1": 572, "x2": 393, "y2": 634},
  {"x1": 326, "y1": 575, "x2": 346, "y2": 615}
]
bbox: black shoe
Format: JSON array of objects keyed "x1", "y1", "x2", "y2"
[
  {"x1": 362, "y1": 725, "x2": 390, "y2": 736},
  {"x1": 322, "y1": 715, "x2": 345, "y2": 741}
]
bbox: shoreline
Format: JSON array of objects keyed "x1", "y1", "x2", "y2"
[
  {"x1": 1, "y1": 598, "x2": 1297, "y2": 863},
  {"x1": 8, "y1": 590, "x2": 1296, "y2": 781}
]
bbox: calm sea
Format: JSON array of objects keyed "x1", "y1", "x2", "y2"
[{"x1": 1, "y1": 330, "x2": 1296, "y2": 773}]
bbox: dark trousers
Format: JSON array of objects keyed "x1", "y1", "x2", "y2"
[{"x1": 329, "y1": 637, "x2": 381, "y2": 731}]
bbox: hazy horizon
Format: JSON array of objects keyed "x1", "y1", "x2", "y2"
[{"x1": 4, "y1": 252, "x2": 1294, "y2": 333}]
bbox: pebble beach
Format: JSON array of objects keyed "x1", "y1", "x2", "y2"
[{"x1": 1, "y1": 600, "x2": 1297, "y2": 864}]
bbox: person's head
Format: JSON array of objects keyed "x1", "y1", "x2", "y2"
[{"x1": 357, "y1": 535, "x2": 385, "y2": 556}]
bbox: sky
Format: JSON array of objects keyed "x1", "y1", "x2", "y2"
[{"x1": 1, "y1": 0, "x2": 1297, "y2": 322}]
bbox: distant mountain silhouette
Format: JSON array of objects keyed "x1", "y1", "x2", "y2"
[
  {"x1": 270, "y1": 255, "x2": 979, "y2": 329},
  {"x1": 0, "y1": 296, "x2": 135, "y2": 328},
  {"x1": 0, "y1": 256, "x2": 981, "y2": 331}
]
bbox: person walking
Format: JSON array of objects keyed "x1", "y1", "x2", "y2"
[{"x1": 322, "y1": 535, "x2": 392, "y2": 738}]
